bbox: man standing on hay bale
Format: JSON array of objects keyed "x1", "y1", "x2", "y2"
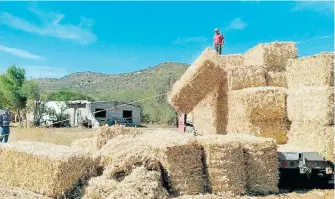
[
  {"x1": 0, "y1": 109, "x2": 10, "y2": 143},
  {"x1": 213, "y1": 28, "x2": 224, "y2": 55}
]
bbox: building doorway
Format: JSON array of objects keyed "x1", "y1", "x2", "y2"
[{"x1": 123, "y1": 110, "x2": 132, "y2": 123}]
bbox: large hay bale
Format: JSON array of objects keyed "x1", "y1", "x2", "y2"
[
  {"x1": 227, "y1": 65, "x2": 266, "y2": 90},
  {"x1": 198, "y1": 136, "x2": 246, "y2": 196},
  {"x1": 266, "y1": 72, "x2": 287, "y2": 88},
  {"x1": 0, "y1": 141, "x2": 96, "y2": 198},
  {"x1": 286, "y1": 52, "x2": 334, "y2": 88},
  {"x1": 107, "y1": 166, "x2": 169, "y2": 199},
  {"x1": 287, "y1": 87, "x2": 334, "y2": 125},
  {"x1": 192, "y1": 85, "x2": 228, "y2": 135},
  {"x1": 228, "y1": 87, "x2": 287, "y2": 122},
  {"x1": 168, "y1": 48, "x2": 226, "y2": 113},
  {"x1": 96, "y1": 125, "x2": 140, "y2": 149},
  {"x1": 100, "y1": 130, "x2": 205, "y2": 196},
  {"x1": 150, "y1": 135, "x2": 205, "y2": 196},
  {"x1": 0, "y1": 184, "x2": 52, "y2": 199},
  {"x1": 288, "y1": 122, "x2": 334, "y2": 162},
  {"x1": 220, "y1": 54, "x2": 244, "y2": 67},
  {"x1": 229, "y1": 134, "x2": 279, "y2": 194},
  {"x1": 244, "y1": 42, "x2": 297, "y2": 72}
]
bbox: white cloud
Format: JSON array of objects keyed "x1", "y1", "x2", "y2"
[
  {"x1": 292, "y1": 2, "x2": 334, "y2": 14},
  {"x1": 0, "y1": 10, "x2": 97, "y2": 44},
  {"x1": 23, "y1": 66, "x2": 68, "y2": 79},
  {"x1": 228, "y1": 17, "x2": 247, "y2": 30},
  {"x1": 0, "y1": 44, "x2": 44, "y2": 60},
  {"x1": 173, "y1": 36, "x2": 208, "y2": 45}
]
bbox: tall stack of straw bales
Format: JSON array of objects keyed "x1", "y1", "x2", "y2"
[
  {"x1": 286, "y1": 52, "x2": 334, "y2": 161},
  {"x1": 226, "y1": 42, "x2": 296, "y2": 144}
]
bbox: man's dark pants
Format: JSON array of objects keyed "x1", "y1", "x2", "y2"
[{"x1": 214, "y1": 44, "x2": 222, "y2": 55}]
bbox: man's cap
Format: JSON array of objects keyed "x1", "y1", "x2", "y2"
[{"x1": 214, "y1": 28, "x2": 219, "y2": 32}]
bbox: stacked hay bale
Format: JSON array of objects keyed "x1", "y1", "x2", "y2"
[
  {"x1": 0, "y1": 141, "x2": 97, "y2": 198},
  {"x1": 199, "y1": 134, "x2": 278, "y2": 195},
  {"x1": 168, "y1": 48, "x2": 226, "y2": 113},
  {"x1": 227, "y1": 87, "x2": 288, "y2": 144},
  {"x1": 191, "y1": 84, "x2": 228, "y2": 135},
  {"x1": 244, "y1": 42, "x2": 297, "y2": 88},
  {"x1": 198, "y1": 136, "x2": 246, "y2": 196},
  {"x1": 99, "y1": 130, "x2": 206, "y2": 196},
  {"x1": 226, "y1": 42, "x2": 297, "y2": 144},
  {"x1": 229, "y1": 134, "x2": 279, "y2": 194},
  {"x1": 190, "y1": 53, "x2": 245, "y2": 135},
  {"x1": 286, "y1": 52, "x2": 334, "y2": 161}
]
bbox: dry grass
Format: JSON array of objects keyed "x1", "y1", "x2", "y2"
[
  {"x1": 220, "y1": 54, "x2": 244, "y2": 67},
  {"x1": 9, "y1": 126, "x2": 95, "y2": 146}
]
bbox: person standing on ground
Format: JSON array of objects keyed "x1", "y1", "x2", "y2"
[
  {"x1": 0, "y1": 109, "x2": 10, "y2": 143},
  {"x1": 213, "y1": 28, "x2": 224, "y2": 55}
]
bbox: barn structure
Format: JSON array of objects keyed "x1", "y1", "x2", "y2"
[{"x1": 26, "y1": 100, "x2": 141, "y2": 128}]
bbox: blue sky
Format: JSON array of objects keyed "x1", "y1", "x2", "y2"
[{"x1": 0, "y1": 1, "x2": 334, "y2": 79}]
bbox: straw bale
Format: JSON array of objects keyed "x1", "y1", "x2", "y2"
[
  {"x1": 71, "y1": 136, "x2": 98, "y2": 153},
  {"x1": 107, "y1": 166, "x2": 169, "y2": 199},
  {"x1": 0, "y1": 184, "x2": 52, "y2": 199},
  {"x1": 229, "y1": 134, "x2": 279, "y2": 194},
  {"x1": 82, "y1": 176, "x2": 118, "y2": 199},
  {"x1": 266, "y1": 72, "x2": 287, "y2": 88},
  {"x1": 228, "y1": 87, "x2": 287, "y2": 121},
  {"x1": 286, "y1": 52, "x2": 334, "y2": 88},
  {"x1": 288, "y1": 122, "x2": 334, "y2": 162},
  {"x1": 220, "y1": 54, "x2": 244, "y2": 67},
  {"x1": 198, "y1": 136, "x2": 246, "y2": 196},
  {"x1": 227, "y1": 65, "x2": 266, "y2": 90},
  {"x1": 192, "y1": 85, "x2": 228, "y2": 135},
  {"x1": 226, "y1": 118, "x2": 288, "y2": 144},
  {"x1": 0, "y1": 141, "x2": 96, "y2": 198},
  {"x1": 287, "y1": 87, "x2": 334, "y2": 125},
  {"x1": 244, "y1": 42, "x2": 297, "y2": 72},
  {"x1": 149, "y1": 132, "x2": 205, "y2": 196},
  {"x1": 168, "y1": 48, "x2": 226, "y2": 113},
  {"x1": 96, "y1": 125, "x2": 140, "y2": 149},
  {"x1": 100, "y1": 130, "x2": 205, "y2": 195}
]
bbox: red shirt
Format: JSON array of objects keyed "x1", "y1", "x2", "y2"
[{"x1": 214, "y1": 34, "x2": 224, "y2": 45}]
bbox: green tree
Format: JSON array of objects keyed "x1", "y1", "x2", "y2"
[
  {"x1": 21, "y1": 80, "x2": 48, "y2": 126},
  {"x1": 0, "y1": 66, "x2": 27, "y2": 125}
]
